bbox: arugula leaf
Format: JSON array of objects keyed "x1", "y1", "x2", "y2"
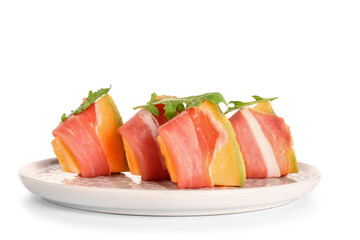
[
  {"x1": 60, "y1": 86, "x2": 111, "y2": 123},
  {"x1": 134, "y1": 92, "x2": 227, "y2": 120},
  {"x1": 225, "y1": 95, "x2": 278, "y2": 114}
]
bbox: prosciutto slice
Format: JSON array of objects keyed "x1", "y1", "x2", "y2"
[
  {"x1": 157, "y1": 101, "x2": 245, "y2": 188},
  {"x1": 229, "y1": 108, "x2": 293, "y2": 178},
  {"x1": 158, "y1": 108, "x2": 214, "y2": 188},
  {"x1": 118, "y1": 109, "x2": 169, "y2": 181},
  {"x1": 52, "y1": 104, "x2": 110, "y2": 177}
]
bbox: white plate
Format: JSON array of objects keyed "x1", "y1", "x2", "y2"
[{"x1": 19, "y1": 158, "x2": 320, "y2": 216}]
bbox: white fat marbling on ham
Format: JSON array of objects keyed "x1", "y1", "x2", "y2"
[
  {"x1": 95, "y1": 103, "x2": 102, "y2": 126},
  {"x1": 138, "y1": 109, "x2": 167, "y2": 170},
  {"x1": 139, "y1": 109, "x2": 160, "y2": 141},
  {"x1": 240, "y1": 108, "x2": 281, "y2": 177}
]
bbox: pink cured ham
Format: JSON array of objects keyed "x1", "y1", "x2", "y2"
[
  {"x1": 52, "y1": 104, "x2": 110, "y2": 177},
  {"x1": 250, "y1": 109, "x2": 292, "y2": 176},
  {"x1": 158, "y1": 106, "x2": 221, "y2": 189},
  {"x1": 118, "y1": 109, "x2": 169, "y2": 181},
  {"x1": 229, "y1": 108, "x2": 293, "y2": 178}
]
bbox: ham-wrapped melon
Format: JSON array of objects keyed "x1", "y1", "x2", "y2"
[
  {"x1": 229, "y1": 101, "x2": 298, "y2": 178},
  {"x1": 118, "y1": 102, "x2": 170, "y2": 181},
  {"x1": 157, "y1": 100, "x2": 246, "y2": 189},
  {"x1": 51, "y1": 89, "x2": 128, "y2": 178}
]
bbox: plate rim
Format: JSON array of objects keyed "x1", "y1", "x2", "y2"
[
  {"x1": 19, "y1": 158, "x2": 321, "y2": 194},
  {"x1": 19, "y1": 158, "x2": 321, "y2": 215}
]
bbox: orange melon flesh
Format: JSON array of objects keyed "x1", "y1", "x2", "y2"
[
  {"x1": 253, "y1": 101, "x2": 276, "y2": 114},
  {"x1": 201, "y1": 101, "x2": 246, "y2": 186},
  {"x1": 51, "y1": 137, "x2": 80, "y2": 173},
  {"x1": 95, "y1": 94, "x2": 128, "y2": 173},
  {"x1": 157, "y1": 136, "x2": 177, "y2": 183},
  {"x1": 253, "y1": 101, "x2": 298, "y2": 173},
  {"x1": 122, "y1": 138, "x2": 142, "y2": 175}
]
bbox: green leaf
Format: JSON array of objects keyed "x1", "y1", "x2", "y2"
[
  {"x1": 145, "y1": 104, "x2": 159, "y2": 117},
  {"x1": 176, "y1": 103, "x2": 185, "y2": 113},
  {"x1": 61, "y1": 113, "x2": 67, "y2": 123},
  {"x1": 60, "y1": 86, "x2": 112, "y2": 123},
  {"x1": 163, "y1": 104, "x2": 177, "y2": 120},
  {"x1": 149, "y1": 92, "x2": 157, "y2": 103},
  {"x1": 133, "y1": 92, "x2": 227, "y2": 120},
  {"x1": 225, "y1": 95, "x2": 278, "y2": 114}
]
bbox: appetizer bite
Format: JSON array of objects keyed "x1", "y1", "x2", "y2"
[
  {"x1": 228, "y1": 97, "x2": 298, "y2": 178},
  {"x1": 117, "y1": 95, "x2": 170, "y2": 181},
  {"x1": 51, "y1": 87, "x2": 128, "y2": 177}
]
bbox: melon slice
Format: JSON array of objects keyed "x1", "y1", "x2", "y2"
[
  {"x1": 157, "y1": 136, "x2": 177, "y2": 183},
  {"x1": 122, "y1": 138, "x2": 142, "y2": 175},
  {"x1": 253, "y1": 101, "x2": 275, "y2": 114},
  {"x1": 96, "y1": 94, "x2": 128, "y2": 173},
  {"x1": 51, "y1": 137, "x2": 80, "y2": 173},
  {"x1": 203, "y1": 101, "x2": 246, "y2": 186}
]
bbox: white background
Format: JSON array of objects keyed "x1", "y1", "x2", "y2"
[{"x1": 1, "y1": 0, "x2": 359, "y2": 239}]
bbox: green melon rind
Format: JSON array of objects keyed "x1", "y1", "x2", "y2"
[
  {"x1": 204, "y1": 101, "x2": 246, "y2": 186},
  {"x1": 102, "y1": 94, "x2": 124, "y2": 126},
  {"x1": 219, "y1": 108, "x2": 246, "y2": 186},
  {"x1": 100, "y1": 94, "x2": 129, "y2": 171},
  {"x1": 288, "y1": 149, "x2": 299, "y2": 173}
]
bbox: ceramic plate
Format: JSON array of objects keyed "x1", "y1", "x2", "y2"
[{"x1": 19, "y1": 158, "x2": 320, "y2": 216}]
